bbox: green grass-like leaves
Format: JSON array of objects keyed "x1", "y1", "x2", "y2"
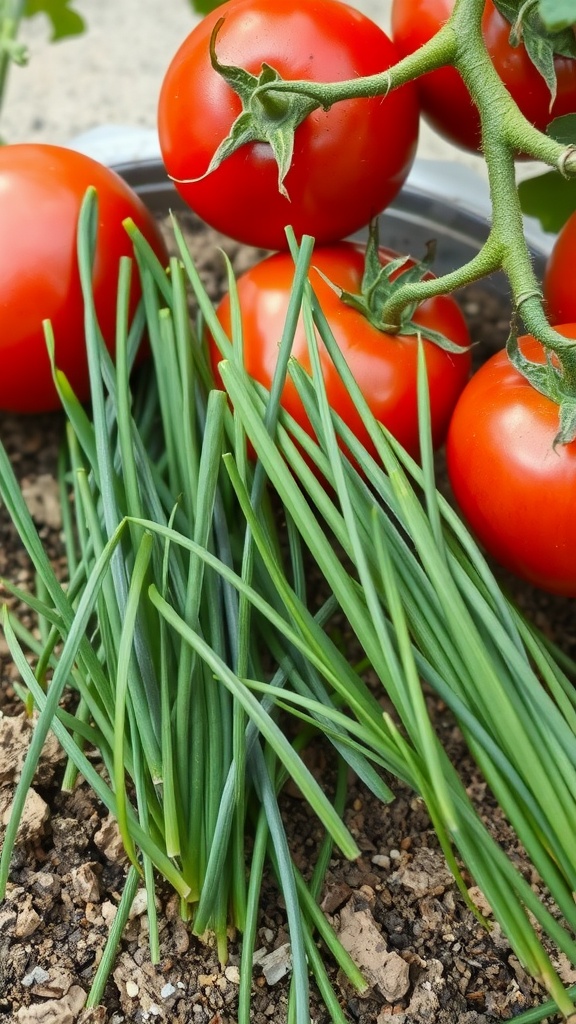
[{"x1": 1, "y1": 190, "x2": 576, "y2": 1023}]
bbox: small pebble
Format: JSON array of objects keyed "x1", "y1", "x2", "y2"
[
  {"x1": 22, "y1": 966, "x2": 50, "y2": 988},
  {"x1": 128, "y1": 888, "x2": 149, "y2": 919},
  {"x1": 371, "y1": 854, "x2": 391, "y2": 870}
]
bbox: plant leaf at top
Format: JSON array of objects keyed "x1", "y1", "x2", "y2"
[
  {"x1": 186, "y1": 0, "x2": 228, "y2": 12},
  {"x1": 24, "y1": 0, "x2": 85, "y2": 41}
]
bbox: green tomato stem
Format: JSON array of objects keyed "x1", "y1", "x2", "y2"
[
  {"x1": 445, "y1": 0, "x2": 576, "y2": 394},
  {"x1": 259, "y1": 0, "x2": 576, "y2": 404},
  {"x1": 253, "y1": 21, "x2": 458, "y2": 108},
  {"x1": 450, "y1": 0, "x2": 571, "y2": 168},
  {"x1": 257, "y1": 0, "x2": 575, "y2": 339},
  {"x1": 378, "y1": 236, "x2": 504, "y2": 330},
  {"x1": 0, "y1": 0, "x2": 27, "y2": 131},
  {"x1": 480, "y1": 124, "x2": 576, "y2": 385},
  {"x1": 0, "y1": 2, "x2": 26, "y2": 84}
]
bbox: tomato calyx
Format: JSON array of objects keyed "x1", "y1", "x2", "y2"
[
  {"x1": 493, "y1": 0, "x2": 576, "y2": 104},
  {"x1": 507, "y1": 329, "x2": 576, "y2": 444},
  {"x1": 322, "y1": 221, "x2": 468, "y2": 354},
  {"x1": 176, "y1": 18, "x2": 321, "y2": 199}
]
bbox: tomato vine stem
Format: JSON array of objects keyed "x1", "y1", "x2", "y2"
[
  {"x1": 378, "y1": 236, "x2": 503, "y2": 331},
  {"x1": 447, "y1": 3, "x2": 576, "y2": 422},
  {"x1": 252, "y1": 0, "x2": 576, "y2": 427},
  {"x1": 253, "y1": 21, "x2": 458, "y2": 108}
]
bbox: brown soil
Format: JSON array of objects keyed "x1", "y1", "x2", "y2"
[{"x1": 1, "y1": 214, "x2": 575, "y2": 1024}]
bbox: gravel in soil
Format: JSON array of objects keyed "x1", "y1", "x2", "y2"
[{"x1": 1, "y1": 214, "x2": 574, "y2": 1024}]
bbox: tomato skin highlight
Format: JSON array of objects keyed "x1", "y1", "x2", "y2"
[
  {"x1": 158, "y1": 0, "x2": 419, "y2": 250},
  {"x1": 211, "y1": 243, "x2": 471, "y2": 461},
  {"x1": 0, "y1": 144, "x2": 169, "y2": 415},
  {"x1": 543, "y1": 212, "x2": 576, "y2": 326},
  {"x1": 446, "y1": 329, "x2": 576, "y2": 596},
  {"x1": 391, "y1": 0, "x2": 576, "y2": 153}
]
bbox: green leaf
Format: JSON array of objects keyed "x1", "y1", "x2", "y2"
[
  {"x1": 24, "y1": 0, "x2": 86, "y2": 41},
  {"x1": 186, "y1": 0, "x2": 228, "y2": 12},
  {"x1": 547, "y1": 113, "x2": 576, "y2": 144},
  {"x1": 538, "y1": 0, "x2": 576, "y2": 33},
  {"x1": 518, "y1": 170, "x2": 576, "y2": 232}
]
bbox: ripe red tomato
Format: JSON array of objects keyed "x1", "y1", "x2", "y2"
[
  {"x1": 0, "y1": 144, "x2": 168, "y2": 414},
  {"x1": 391, "y1": 0, "x2": 576, "y2": 153},
  {"x1": 211, "y1": 243, "x2": 471, "y2": 461},
  {"x1": 446, "y1": 329, "x2": 576, "y2": 596},
  {"x1": 543, "y1": 212, "x2": 576, "y2": 325},
  {"x1": 158, "y1": 0, "x2": 419, "y2": 250}
]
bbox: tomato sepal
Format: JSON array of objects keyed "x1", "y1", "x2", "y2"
[
  {"x1": 493, "y1": 0, "x2": 576, "y2": 103},
  {"x1": 506, "y1": 329, "x2": 576, "y2": 444},
  {"x1": 320, "y1": 223, "x2": 468, "y2": 355},
  {"x1": 175, "y1": 16, "x2": 321, "y2": 200}
]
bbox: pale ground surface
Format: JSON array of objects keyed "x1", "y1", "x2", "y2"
[{"x1": 2, "y1": 0, "x2": 483, "y2": 170}]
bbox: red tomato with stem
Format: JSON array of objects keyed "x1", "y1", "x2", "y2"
[
  {"x1": 543, "y1": 212, "x2": 576, "y2": 325},
  {"x1": 391, "y1": 0, "x2": 576, "y2": 153},
  {"x1": 0, "y1": 144, "x2": 168, "y2": 415},
  {"x1": 158, "y1": 0, "x2": 419, "y2": 250},
  {"x1": 446, "y1": 329, "x2": 576, "y2": 596},
  {"x1": 211, "y1": 243, "x2": 471, "y2": 461}
]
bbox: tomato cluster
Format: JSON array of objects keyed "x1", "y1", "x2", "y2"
[
  {"x1": 156, "y1": 0, "x2": 473, "y2": 463},
  {"x1": 389, "y1": 0, "x2": 576, "y2": 595},
  {"x1": 2, "y1": 0, "x2": 575, "y2": 596}
]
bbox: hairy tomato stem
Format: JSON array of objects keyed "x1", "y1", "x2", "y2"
[
  {"x1": 449, "y1": 0, "x2": 570, "y2": 168},
  {"x1": 250, "y1": 0, "x2": 576, "y2": 405},
  {"x1": 517, "y1": 298, "x2": 576, "y2": 387},
  {"x1": 378, "y1": 237, "x2": 503, "y2": 331},
  {"x1": 253, "y1": 21, "x2": 458, "y2": 109}
]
